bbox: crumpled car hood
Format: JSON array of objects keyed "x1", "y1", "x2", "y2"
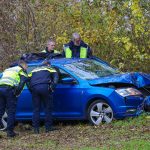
[{"x1": 88, "y1": 72, "x2": 150, "y2": 88}]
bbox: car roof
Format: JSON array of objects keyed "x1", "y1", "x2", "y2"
[
  {"x1": 27, "y1": 57, "x2": 110, "y2": 67},
  {"x1": 28, "y1": 58, "x2": 87, "y2": 66}
]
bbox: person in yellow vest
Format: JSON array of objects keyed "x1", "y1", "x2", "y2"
[
  {"x1": 42, "y1": 39, "x2": 62, "y2": 58},
  {"x1": 0, "y1": 60, "x2": 29, "y2": 138},
  {"x1": 63, "y1": 33, "x2": 92, "y2": 58}
]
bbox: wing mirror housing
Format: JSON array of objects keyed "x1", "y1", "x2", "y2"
[{"x1": 61, "y1": 77, "x2": 76, "y2": 84}]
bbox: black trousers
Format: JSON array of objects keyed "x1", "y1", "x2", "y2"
[
  {"x1": 32, "y1": 84, "x2": 53, "y2": 129},
  {"x1": 0, "y1": 87, "x2": 17, "y2": 131}
]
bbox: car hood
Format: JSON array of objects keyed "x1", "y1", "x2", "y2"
[{"x1": 88, "y1": 72, "x2": 150, "y2": 88}]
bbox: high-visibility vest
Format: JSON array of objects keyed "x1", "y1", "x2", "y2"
[
  {"x1": 0, "y1": 66, "x2": 27, "y2": 87},
  {"x1": 64, "y1": 46, "x2": 87, "y2": 58},
  {"x1": 41, "y1": 49, "x2": 60, "y2": 54},
  {"x1": 28, "y1": 66, "x2": 56, "y2": 77}
]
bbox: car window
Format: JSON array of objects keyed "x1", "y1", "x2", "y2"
[
  {"x1": 63, "y1": 59, "x2": 120, "y2": 80},
  {"x1": 27, "y1": 65, "x2": 77, "y2": 84},
  {"x1": 54, "y1": 67, "x2": 77, "y2": 84}
]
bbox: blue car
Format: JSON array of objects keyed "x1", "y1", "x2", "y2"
[{"x1": 1, "y1": 58, "x2": 150, "y2": 130}]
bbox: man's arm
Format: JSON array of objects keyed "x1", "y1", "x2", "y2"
[
  {"x1": 48, "y1": 72, "x2": 58, "y2": 92},
  {"x1": 14, "y1": 75, "x2": 28, "y2": 97},
  {"x1": 26, "y1": 77, "x2": 32, "y2": 93},
  {"x1": 52, "y1": 72, "x2": 59, "y2": 86}
]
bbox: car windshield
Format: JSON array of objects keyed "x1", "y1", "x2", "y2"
[{"x1": 63, "y1": 59, "x2": 120, "y2": 80}]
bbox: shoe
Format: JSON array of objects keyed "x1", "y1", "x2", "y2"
[
  {"x1": 0, "y1": 123, "x2": 3, "y2": 129},
  {"x1": 45, "y1": 127, "x2": 59, "y2": 133},
  {"x1": 34, "y1": 128, "x2": 39, "y2": 134},
  {"x1": 0, "y1": 123, "x2": 7, "y2": 132},
  {"x1": 7, "y1": 131, "x2": 18, "y2": 138},
  {"x1": 0, "y1": 135, "x2": 2, "y2": 139}
]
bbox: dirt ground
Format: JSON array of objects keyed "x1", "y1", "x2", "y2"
[{"x1": 0, "y1": 114, "x2": 150, "y2": 150}]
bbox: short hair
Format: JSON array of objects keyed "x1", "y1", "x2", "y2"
[
  {"x1": 72, "y1": 32, "x2": 81, "y2": 41},
  {"x1": 47, "y1": 39, "x2": 55, "y2": 45},
  {"x1": 18, "y1": 60, "x2": 27, "y2": 66}
]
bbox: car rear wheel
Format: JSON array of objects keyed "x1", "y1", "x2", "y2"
[
  {"x1": 87, "y1": 100, "x2": 113, "y2": 125},
  {"x1": 0, "y1": 112, "x2": 7, "y2": 131}
]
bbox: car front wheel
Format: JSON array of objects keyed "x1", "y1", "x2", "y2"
[
  {"x1": 87, "y1": 100, "x2": 113, "y2": 125},
  {"x1": 0, "y1": 112, "x2": 7, "y2": 131}
]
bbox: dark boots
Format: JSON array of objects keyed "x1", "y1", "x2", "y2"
[
  {"x1": 33, "y1": 127, "x2": 58, "y2": 134},
  {"x1": 45, "y1": 126, "x2": 58, "y2": 133},
  {"x1": 0, "y1": 123, "x2": 3, "y2": 130},
  {"x1": 34, "y1": 128, "x2": 39, "y2": 134},
  {"x1": 7, "y1": 131, "x2": 18, "y2": 138}
]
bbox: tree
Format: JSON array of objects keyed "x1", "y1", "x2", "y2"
[{"x1": 1, "y1": 0, "x2": 149, "y2": 72}]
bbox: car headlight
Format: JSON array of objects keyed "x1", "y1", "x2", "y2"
[{"x1": 115, "y1": 88, "x2": 142, "y2": 97}]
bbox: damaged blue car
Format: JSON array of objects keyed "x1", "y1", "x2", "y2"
[{"x1": 0, "y1": 57, "x2": 150, "y2": 130}]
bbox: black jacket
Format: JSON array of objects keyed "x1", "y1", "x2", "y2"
[
  {"x1": 43, "y1": 47, "x2": 63, "y2": 59},
  {"x1": 29, "y1": 66, "x2": 58, "y2": 89}
]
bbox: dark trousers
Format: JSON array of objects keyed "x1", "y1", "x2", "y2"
[
  {"x1": 0, "y1": 87, "x2": 17, "y2": 132},
  {"x1": 32, "y1": 84, "x2": 53, "y2": 129}
]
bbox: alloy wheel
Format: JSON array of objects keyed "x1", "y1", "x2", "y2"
[{"x1": 88, "y1": 100, "x2": 113, "y2": 125}]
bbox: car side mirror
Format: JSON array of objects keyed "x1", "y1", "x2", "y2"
[{"x1": 61, "y1": 77, "x2": 76, "y2": 84}]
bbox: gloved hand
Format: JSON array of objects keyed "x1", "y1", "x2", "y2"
[
  {"x1": 13, "y1": 87, "x2": 21, "y2": 97},
  {"x1": 48, "y1": 83, "x2": 56, "y2": 92},
  {"x1": 15, "y1": 88, "x2": 31, "y2": 97}
]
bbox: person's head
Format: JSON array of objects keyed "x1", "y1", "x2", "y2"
[
  {"x1": 47, "y1": 39, "x2": 56, "y2": 52},
  {"x1": 72, "y1": 32, "x2": 81, "y2": 46},
  {"x1": 18, "y1": 60, "x2": 28, "y2": 70}
]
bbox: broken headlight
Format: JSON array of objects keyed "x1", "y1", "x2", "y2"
[{"x1": 115, "y1": 88, "x2": 142, "y2": 97}]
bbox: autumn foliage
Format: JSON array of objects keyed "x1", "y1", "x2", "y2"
[{"x1": 0, "y1": 0, "x2": 150, "y2": 72}]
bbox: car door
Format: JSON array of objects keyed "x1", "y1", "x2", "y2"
[
  {"x1": 16, "y1": 65, "x2": 36, "y2": 120},
  {"x1": 16, "y1": 86, "x2": 33, "y2": 119},
  {"x1": 53, "y1": 68, "x2": 83, "y2": 118}
]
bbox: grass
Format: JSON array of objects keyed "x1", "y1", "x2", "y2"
[{"x1": 0, "y1": 113, "x2": 150, "y2": 150}]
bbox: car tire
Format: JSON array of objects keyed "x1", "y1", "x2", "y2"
[
  {"x1": 0, "y1": 112, "x2": 7, "y2": 131},
  {"x1": 144, "y1": 97, "x2": 150, "y2": 112},
  {"x1": 87, "y1": 100, "x2": 113, "y2": 125}
]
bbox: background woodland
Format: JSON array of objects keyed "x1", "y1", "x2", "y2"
[{"x1": 0, "y1": 0, "x2": 150, "y2": 72}]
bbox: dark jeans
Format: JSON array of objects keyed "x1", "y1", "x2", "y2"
[
  {"x1": 0, "y1": 87, "x2": 17, "y2": 132},
  {"x1": 32, "y1": 84, "x2": 53, "y2": 129}
]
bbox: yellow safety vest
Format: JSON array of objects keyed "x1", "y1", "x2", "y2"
[
  {"x1": 64, "y1": 46, "x2": 87, "y2": 58},
  {"x1": 42, "y1": 49, "x2": 60, "y2": 54},
  {"x1": 0, "y1": 66, "x2": 27, "y2": 87}
]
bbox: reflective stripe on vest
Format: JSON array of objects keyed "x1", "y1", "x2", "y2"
[
  {"x1": 64, "y1": 46, "x2": 87, "y2": 58},
  {"x1": 29, "y1": 66, "x2": 56, "y2": 77},
  {"x1": 0, "y1": 77, "x2": 19, "y2": 85},
  {"x1": 42, "y1": 49, "x2": 46, "y2": 53},
  {"x1": 0, "y1": 66, "x2": 24, "y2": 87},
  {"x1": 42, "y1": 49, "x2": 60, "y2": 53}
]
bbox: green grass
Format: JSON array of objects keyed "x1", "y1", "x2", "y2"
[{"x1": 0, "y1": 113, "x2": 150, "y2": 150}]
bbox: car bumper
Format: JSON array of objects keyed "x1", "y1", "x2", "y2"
[{"x1": 114, "y1": 96, "x2": 144, "y2": 119}]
